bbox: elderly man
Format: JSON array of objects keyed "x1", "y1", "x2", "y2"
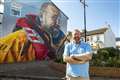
[{"x1": 63, "y1": 29, "x2": 92, "y2": 80}]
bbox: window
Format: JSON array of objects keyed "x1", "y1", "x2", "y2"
[
  {"x1": 97, "y1": 35, "x2": 100, "y2": 41},
  {"x1": 81, "y1": 37, "x2": 84, "y2": 41},
  {"x1": 91, "y1": 36, "x2": 93, "y2": 41},
  {"x1": 0, "y1": 0, "x2": 4, "y2": 4},
  {"x1": 11, "y1": 2, "x2": 21, "y2": 17},
  {"x1": 0, "y1": 0, "x2": 4, "y2": 13},
  {"x1": 0, "y1": 0, "x2": 4, "y2": 23},
  {"x1": 11, "y1": 8, "x2": 20, "y2": 16}
]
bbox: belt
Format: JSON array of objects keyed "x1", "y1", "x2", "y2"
[{"x1": 67, "y1": 74, "x2": 81, "y2": 78}]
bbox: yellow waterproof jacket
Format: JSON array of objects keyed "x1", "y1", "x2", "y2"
[{"x1": 0, "y1": 30, "x2": 35, "y2": 63}]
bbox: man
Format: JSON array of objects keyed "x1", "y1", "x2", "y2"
[
  {"x1": 63, "y1": 29, "x2": 92, "y2": 80},
  {"x1": 0, "y1": 2, "x2": 65, "y2": 63}
]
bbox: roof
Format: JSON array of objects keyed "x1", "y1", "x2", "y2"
[
  {"x1": 116, "y1": 37, "x2": 120, "y2": 41},
  {"x1": 81, "y1": 27, "x2": 108, "y2": 36}
]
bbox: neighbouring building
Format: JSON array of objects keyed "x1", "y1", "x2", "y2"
[
  {"x1": 116, "y1": 37, "x2": 120, "y2": 49},
  {"x1": 0, "y1": 0, "x2": 68, "y2": 37},
  {"x1": 81, "y1": 25, "x2": 116, "y2": 50}
]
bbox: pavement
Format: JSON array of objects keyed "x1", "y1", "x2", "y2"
[
  {"x1": 0, "y1": 61, "x2": 64, "y2": 80},
  {"x1": 0, "y1": 61, "x2": 120, "y2": 80}
]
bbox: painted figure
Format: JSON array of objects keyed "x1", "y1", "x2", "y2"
[{"x1": 0, "y1": 2, "x2": 65, "y2": 63}]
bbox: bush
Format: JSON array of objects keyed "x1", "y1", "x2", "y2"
[{"x1": 90, "y1": 47, "x2": 120, "y2": 67}]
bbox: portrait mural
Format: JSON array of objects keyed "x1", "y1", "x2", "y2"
[{"x1": 0, "y1": 1, "x2": 67, "y2": 63}]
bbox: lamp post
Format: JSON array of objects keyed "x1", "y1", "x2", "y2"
[{"x1": 80, "y1": 0, "x2": 88, "y2": 42}]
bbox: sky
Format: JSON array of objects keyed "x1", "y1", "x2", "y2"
[
  {"x1": 51, "y1": 0, "x2": 120, "y2": 37},
  {"x1": 1, "y1": 0, "x2": 119, "y2": 37}
]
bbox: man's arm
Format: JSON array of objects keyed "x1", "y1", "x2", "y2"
[
  {"x1": 71, "y1": 52, "x2": 92, "y2": 62},
  {"x1": 72, "y1": 43, "x2": 93, "y2": 62},
  {"x1": 63, "y1": 55, "x2": 86, "y2": 64},
  {"x1": 83, "y1": 53, "x2": 92, "y2": 61},
  {"x1": 63, "y1": 43, "x2": 86, "y2": 64}
]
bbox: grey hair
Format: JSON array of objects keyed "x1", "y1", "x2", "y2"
[
  {"x1": 73, "y1": 29, "x2": 81, "y2": 33},
  {"x1": 40, "y1": 2, "x2": 59, "y2": 14}
]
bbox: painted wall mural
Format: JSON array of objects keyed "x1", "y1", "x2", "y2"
[{"x1": 0, "y1": 1, "x2": 68, "y2": 63}]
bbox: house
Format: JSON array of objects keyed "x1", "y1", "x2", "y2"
[
  {"x1": 0, "y1": 0, "x2": 68, "y2": 37},
  {"x1": 81, "y1": 25, "x2": 116, "y2": 50},
  {"x1": 116, "y1": 37, "x2": 120, "y2": 49}
]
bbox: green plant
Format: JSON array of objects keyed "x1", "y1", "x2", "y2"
[{"x1": 90, "y1": 47, "x2": 120, "y2": 67}]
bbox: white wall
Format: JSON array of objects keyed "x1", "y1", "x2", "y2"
[
  {"x1": 84, "y1": 26, "x2": 115, "y2": 48},
  {"x1": 87, "y1": 34, "x2": 104, "y2": 48},
  {"x1": 98, "y1": 34, "x2": 104, "y2": 43},
  {"x1": 116, "y1": 41, "x2": 120, "y2": 47},
  {"x1": 92, "y1": 35, "x2": 97, "y2": 42},
  {"x1": 0, "y1": 0, "x2": 4, "y2": 22},
  {"x1": 104, "y1": 28, "x2": 116, "y2": 48},
  {"x1": 0, "y1": 0, "x2": 4, "y2": 13},
  {"x1": 0, "y1": 0, "x2": 4, "y2": 37}
]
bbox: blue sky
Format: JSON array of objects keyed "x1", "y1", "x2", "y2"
[{"x1": 51, "y1": 0, "x2": 120, "y2": 37}]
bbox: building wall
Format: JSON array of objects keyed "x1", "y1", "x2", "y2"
[
  {"x1": 0, "y1": 0, "x2": 4, "y2": 37},
  {"x1": 116, "y1": 41, "x2": 120, "y2": 49},
  {"x1": 0, "y1": 0, "x2": 68, "y2": 63},
  {"x1": 1, "y1": 0, "x2": 68, "y2": 37},
  {"x1": 82, "y1": 27, "x2": 115, "y2": 49},
  {"x1": 0, "y1": 13, "x2": 3, "y2": 37},
  {"x1": 104, "y1": 27, "x2": 116, "y2": 48},
  {"x1": 2, "y1": 0, "x2": 47, "y2": 37},
  {"x1": 91, "y1": 35, "x2": 97, "y2": 43},
  {"x1": 86, "y1": 34, "x2": 104, "y2": 49},
  {"x1": 88, "y1": 28, "x2": 116, "y2": 48}
]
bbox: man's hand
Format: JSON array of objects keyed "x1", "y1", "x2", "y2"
[
  {"x1": 63, "y1": 56, "x2": 86, "y2": 64},
  {"x1": 71, "y1": 53, "x2": 92, "y2": 62}
]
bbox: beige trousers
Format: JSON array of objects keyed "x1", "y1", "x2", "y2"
[{"x1": 66, "y1": 76, "x2": 89, "y2": 80}]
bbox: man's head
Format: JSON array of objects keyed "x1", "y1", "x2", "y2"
[
  {"x1": 72, "y1": 29, "x2": 81, "y2": 43},
  {"x1": 40, "y1": 3, "x2": 59, "y2": 28}
]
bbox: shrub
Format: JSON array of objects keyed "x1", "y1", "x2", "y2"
[{"x1": 90, "y1": 47, "x2": 120, "y2": 67}]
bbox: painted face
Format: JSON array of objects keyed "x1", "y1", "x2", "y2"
[
  {"x1": 73, "y1": 31, "x2": 81, "y2": 43},
  {"x1": 42, "y1": 5, "x2": 59, "y2": 27}
]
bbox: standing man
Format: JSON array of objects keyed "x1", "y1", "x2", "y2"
[{"x1": 63, "y1": 29, "x2": 92, "y2": 80}]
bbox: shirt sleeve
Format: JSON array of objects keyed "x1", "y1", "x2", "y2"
[
  {"x1": 85, "y1": 43, "x2": 92, "y2": 53},
  {"x1": 63, "y1": 43, "x2": 70, "y2": 56}
]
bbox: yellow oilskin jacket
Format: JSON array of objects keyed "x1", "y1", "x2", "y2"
[{"x1": 0, "y1": 30, "x2": 35, "y2": 63}]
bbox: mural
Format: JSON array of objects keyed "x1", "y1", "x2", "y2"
[{"x1": 0, "y1": 1, "x2": 67, "y2": 63}]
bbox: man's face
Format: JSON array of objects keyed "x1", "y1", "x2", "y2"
[
  {"x1": 73, "y1": 31, "x2": 81, "y2": 43},
  {"x1": 42, "y1": 5, "x2": 59, "y2": 27}
]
